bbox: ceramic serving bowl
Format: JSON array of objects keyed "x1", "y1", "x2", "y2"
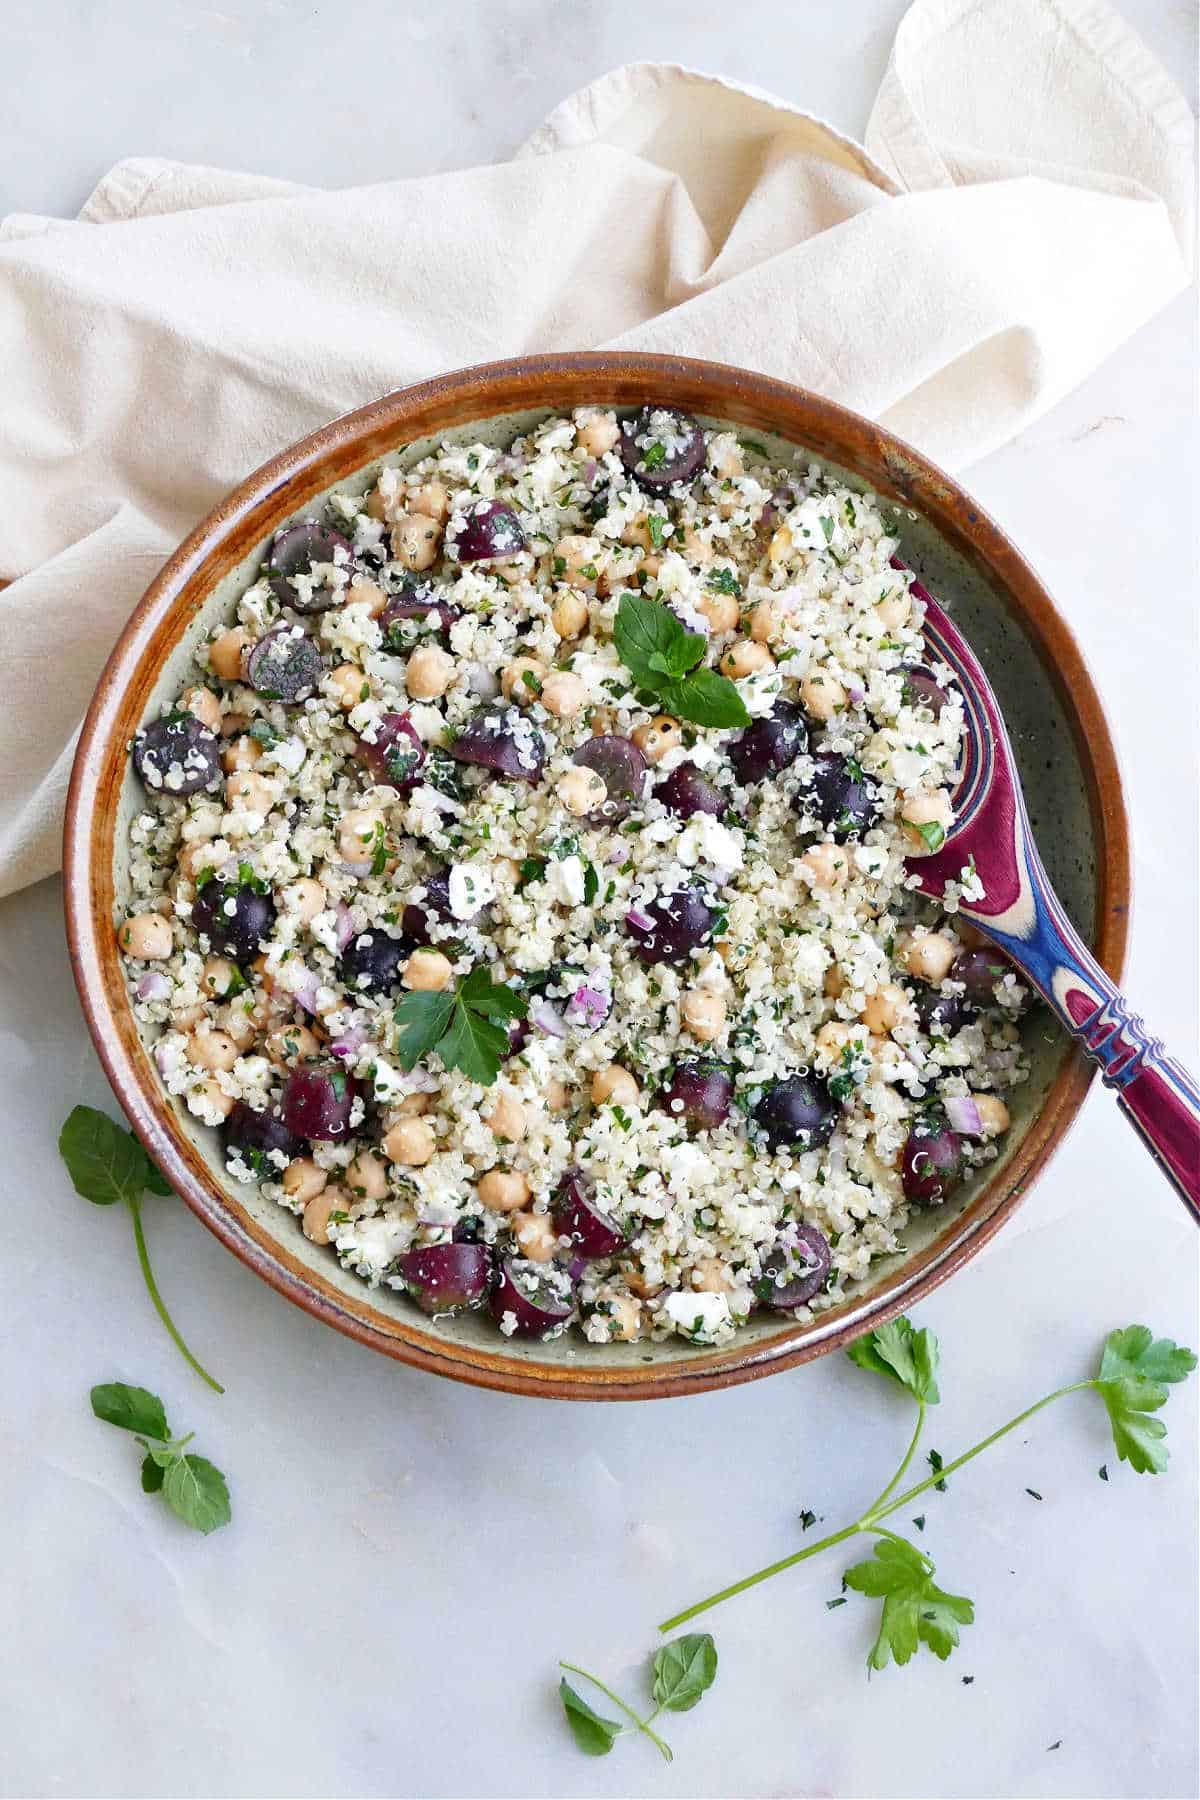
[{"x1": 63, "y1": 353, "x2": 1129, "y2": 1400}]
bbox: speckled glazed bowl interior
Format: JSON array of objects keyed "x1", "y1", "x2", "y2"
[{"x1": 64, "y1": 354, "x2": 1129, "y2": 1399}]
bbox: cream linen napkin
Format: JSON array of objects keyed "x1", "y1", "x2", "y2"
[{"x1": 0, "y1": 0, "x2": 1191, "y2": 898}]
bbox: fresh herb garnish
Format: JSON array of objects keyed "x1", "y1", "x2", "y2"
[
  {"x1": 646, "y1": 513, "x2": 667, "y2": 551},
  {"x1": 558, "y1": 1633, "x2": 716, "y2": 1762},
  {"x1": 90, "y1": 1383, "x2": 231, "y2": 1533},
  {"x1": 58, "y1": 1107, "x2": 223, "y2": 1392},
  {"x1": 394, "y1": 966, "x2": 528, "y2": 1087},
  {"x1": 657, "y1": 1317, "x2": 1194, "y2": 1673},
  {"x1": 613, "y1": 595, "x2": 750, "y2": 731},
  {"x1": 906, "y1": 817, "x2": 947, "y2": 853},
  {"x1": 706, "y1": 566, "x2": 742, "y2": 597}
]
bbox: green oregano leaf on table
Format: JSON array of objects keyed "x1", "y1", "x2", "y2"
[
  {"x1": 614, "y1": 594, "x2": 750, "y2": 730},
  {"x1": 89, "y1": 1382, "x2": 231, "y2": 1534},
  {"x1": 559, "y1": 1681, "x2": 622, "y2": 1757},
  {"x1": 58, "y1": 1107, "x2": 223, "y2": 1392},
  {"x1": 558, "y1": 1633, "x2": 717, "y2": 1762},
  {"x1": 651, "y1": 1632, "x2": 718, "y2": 1711},
  {"x1": 394, "y1": 966, "x2": 528, "y2": 1087}
]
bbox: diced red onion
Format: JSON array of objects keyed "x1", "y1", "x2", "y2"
[
  {"x1": 566, "y1": 985, "x2": 609, "y2": 1030},
  {"x1": 625, "y1": 907, "x2": 654, "y2": 932},
  {"x1": 329, "y1": 1024, "x2": 369, "y2": 1060},
  {"x1": 154, "y1": 1040, "x2": 183, "y2": 1079},
  {"x1": 334, "y1": 901, "x2": 356, "y2": 951},
  {"x1": 943, "y1": 1095, "x2": 983, "y2": 1135},
  {"x1": 401, "y1": 1067, "x2": 441, "y2": 1095},
  {"x1": 847, "y1": 682, "x2": 866, "y2": 705},
  {"x1": 282, "y1": 963, "x2": 322, "y2": 1015},
  {"x1": 583, "y1": 459, "x2": 599, "y2": 484},
  {"x1": 566, "y1": 1254, "x2": 589, "y2": 1282},
  {"x1": 136, "y1": 971, "x2": 172, "y2": 1003},
  {"x1": 530, "y1": 998, "x2": 567, "y2": 1039}
]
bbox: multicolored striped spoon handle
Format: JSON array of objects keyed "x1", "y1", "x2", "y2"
[{"x1": 903, "y1": 574, "x2": 1200, "y2": 1222}]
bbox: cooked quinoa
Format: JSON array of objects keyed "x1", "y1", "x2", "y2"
[{"x1": 118, "y1": 404, "x2": 1030, "y2": 1347}]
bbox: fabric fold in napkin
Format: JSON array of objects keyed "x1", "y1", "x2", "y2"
[{"x1": 0, "y1": 0, "x2": 1191, "y2": 897}]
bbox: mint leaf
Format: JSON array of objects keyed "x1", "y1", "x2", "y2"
[
  {"x1": 163, "y1": 1453, "x2": 231, "y2": 1535},
  {"x1": 393, "y1": 990, "x2": 457, "y2": 1069},
  {"x1": 90, "y1": 1382, "x2": 169, "y2": 1439},
  {"x1": 141, "y1": 1454, "x2": 165, "y2": 1493},
  {"x1": 1098, "y1": 1325, "x2": 1197, "y2": 1388},
  {"x1": 847, "y1": 1316, "x2": 941, "y2": 1404},
  {"x1": 614, "y1": 594, "x2": 686, "y2": 685},
  {"x1": 843, "y1": 1537, "x2": 973, "y2": 1668},
  {"x1": 559, "y1": 1680, "x2": 621, "y2": 1756},
  {"x1": 657, "y1": 669, "x2": 749, "y2": 730},
  {"x1": 651, "y1": 1633, "x2": 717, "y2": 1712},
  {"x1": 58, "y1": 1105, "x2": 155, "y2": 1207}
]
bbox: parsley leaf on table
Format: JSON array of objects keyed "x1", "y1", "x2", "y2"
[
  {"x1": 846, "y1": 1317, "x2": 941, "y2": 1404},
  {"x1": 843, "y1": 1537, "x2": 974, "y2": 1669},
  {"x1": 613, "y1": 595, "x2": 750, "y2": 730},
  {"x1": 394, "y1": 967, "x2": 528, "y2": 1086},
  {"x1": 89, "y1": 1382, "x2": 231, "y2": 1535},
  {"x1": 1093, "y1": 1325, "x2": 1196, "y2": 1474}
]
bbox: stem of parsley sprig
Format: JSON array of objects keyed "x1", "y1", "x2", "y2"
[
  {"x1": 58, "y1": 1106, "x2": 224, "y2": 1393},
  {"x1": 658, "y1": 1318, "x2": 1195, "y2": 1666}
]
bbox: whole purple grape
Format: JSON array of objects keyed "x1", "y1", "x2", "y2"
[
  {"x1": 223, "y1": 1100, "x2": 302, "y2": 1169},
  {"x1": 450, "y1": 500, "x2": 526, "y2": 564},
  {"x1": 800, "y1": 753, "x2": 880, "y2": 839},
  {"x1": 625, "y1": 887, "x2": 715, "y2": 965},
  {"x1": 655, "y1": 762, "x2": 725, "y2": 818},
  {"x1": 280, "y1": 1063, "x2": 357, "y2": 1142},
  {"x1": 337, "y1": 930, "x2": 409, "y2": 996},
  {"x1": 657, "y1": 1061, "x2": 734, "y2": 1130},
  {"x1": 950, "y1": 947, "x2": 1012, "y2": 1004},
  {"x1": 394, "y1": 1243, "x2": 492, "y2": 1315},
  {"x1": 754, "y1": 1225, "x2": 832, "y2": 1309},
  {"x1": 132, "y1": 712, "x2": 222, "y2": 798},
  {"x1": 268, "y1": 522, "x2": 354, "y2": 612},
  {"x1": 901, "y1": 1122, "x2": 965, "y2": 1203},
  {"x1": 192, "y1": 879, "x2": 276, "y2": 962},
  {"x1": 916, "y1": 987, "x2": 974, "y2": 1037},
  {"x1": 752, "y1": 1076, "x2": 840, "y2": 1151},
  {"x1": 728, "y1": 700, "x2": 808, "y2": 786}
]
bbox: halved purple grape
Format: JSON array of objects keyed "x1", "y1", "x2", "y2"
[
  {"x1": 916, "y1": 987, "x2": 974, "y2": 1037},
  {"x1": 752, "y1": 1076, "x2": 840, "y2": 1151},
  {"x1": 658, "y1": 1061, "x2": 734, "y2": 1130},
  {"x1": 379, "y1": 581, "x2": 460, "y2": 648},
  {"x1": 728, "y1": 700, "x2": 809, "y2": 786},
  {"x1": 244, "y1": 626, "x2": 323, "y2": 702},
  {"x1": 337, "y1": 930, "x2": 409, "y2": 995},
  {"x1": 572, "y1": 735, "x2": 649, "y2": 822},
  {"x1": 192, "y1": 880, "x2": 276, "y2": 961},
  {"x1": 754, "y1": 1224, "x2": 832, "y2": 1309},
  {"x1": 618, "y1": 406, "x2": 706, "y2": 491},
  {"x1": 132, "y1": 712, "x2": 222, "y2": 798},
  {"x1": 223, "y1": 1099, "x2": 302, "y2": 1169},
  {"x1": 901, "y1": 1122, "x2": 965, "y2": 1203},
  {"x1": 268, "y1": 522, "x2": 354, "y2": 612},
  {"x1": 489, "y1": 1257, "x2": 574, "y2": 1337},
  {"x1": 449, "y1": 707, "x2": 546, "y2": 784},
  {"x1": 900, "y1": 664, "x2": 951, "y2": 718},
  {"x1": 655, "y1": 761, "x2": 725, "y2": 818},
  {"x1": 625, "y1": 887, "x2": 715, "y2": 965},
  {"x1": 280, "y1": 1063, "x2": 357, "y2": 1141},
  {"x1": 360, "y1": 711, "x2": 425, "y2": 789},
  {"x1": 950, "y1": 947, "x2": 1012, "y2": 1004},
  {"x1": 552, "y1": 1170, "x2": 626, "y2": 1260},
  {"x1": 400, "y1": 865, "x2": 478, "y2": 944},
  {"x1": 800, "y1": 753, "x2": 880, "y2": 839},
  {"x1": 451, "y1": 500, "x2": 526, "y2": 564},
  {"x1": 395, "y1": 1242, "x2": 492, "y2": 1315}
]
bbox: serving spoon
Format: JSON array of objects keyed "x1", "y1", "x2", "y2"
[{"x1": 902, "y1": 571, "x2": 1200, "y2": 1221}]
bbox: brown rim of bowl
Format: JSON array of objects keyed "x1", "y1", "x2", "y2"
[{"x1": 63, "y1": 352, "x2": 1130, "y2": 1401}]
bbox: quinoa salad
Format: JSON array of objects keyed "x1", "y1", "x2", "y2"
[{"x1": 118, "y1": 404, "x2": 1031, "y2": 1348}]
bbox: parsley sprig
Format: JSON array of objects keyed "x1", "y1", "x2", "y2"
[
  {"x1": 394, "y1": 966, "x2": 528, "y2": 1087},
  {"x1": 90, "y1": 1382, "x2": 231, "y2": 1534},
  {"x1": 658, "y1": 1317, "x2": 1195, "y2": 1669},
  {"x1": 559, "y1": 1633, "x2": 717, "y2": 1762},
  {"x1": 59, "y1": 1106, "x2": 223, "y2": 1393},
  {"x1": 613, "y1": 594, "x2": 750, "y2": 730}
]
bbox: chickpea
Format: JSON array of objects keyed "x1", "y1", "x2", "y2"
[
  {"x1": 511, "y1": 1210, "x2": 559, "y2": 1263},
  {"x1": 708, "y1": 437, "x2": 743, "y2": 481},
  {"x1": 221, "y1": 734, "x2": 263, "y2": 773},
  {"x1": 383, "y1": 1118, "x2": 436, "y2": 1166},
  {"x1": 589, "y1": 706, "x2": 617, "y2": 736},
  {"x1": 403, "y1": 948, "x2": 454, "y2": 992},
  {"x1": 396, "y1": 1090, "x2": 431, "y2": 1118},
  {"x1": 208, "y1": 627, "x2": 250, "y2": 682},
  {"x1": 281, "y1": 877, "x2": 326, "y2": 924},
  {"x1": 500, "y1": 656, "x2": 547, "y2": 706},
  {"x1": 327, "y1": 663, "x2": 370, "y2": 710},
  {"x1": 682, "y1": 989, "x2": 726, "y2": 1042},
  {"x1": 899, "y1": 788, "x2": 955, "y2": 856},
  {"x1": 816, "y1": 1020, "x2": 869, "y2": 1062},
  {"x1": 750, "y1": 599, "x2": 790, "y2": 644},
  {"x1": 679, "y1": 527, "x2": 714, "y2": 567},
  {"x1": 621, "y1": 513, "x2": 659, "y2": 553},
  {"x1": 553, "y1": 534, "x2": 604, "y2": 590},
  {"x1": 200, "y1": 955, "x2": 239, "y2": 1000},
  {"x1": 303, "y1": 1184, "x2": 348, "y2": 1245},
  {"x1": 186, "y1": 1028, "x2": 239, "y2": 1074},
  {"x1": 971, "y1": 1094, "x2": 1011, "y2": 1138},
  {"x1": 768, "y1": 524, "x2": 795, "y2": 565},
  {"x1": 348, "y1": 574, "x2": 387, "y2": 617},
  {"x1": 219, "y1": 710, "x2": 248, "y2": 738},
  {"x1": 799, "y1": 670, "x2": 847, "y2": 721},
  {"x1": 799, "y1": 842, "x2": 849, "y2": 889},
  {"x1": 485, "y1": 1093, "x2": 527, "y2": 1142},
  {"x1": 177, "y1": 841, "x2": 216, "y2": 884},
  {"x1": 903, "y1": 930, "x2": 958, "y2": 984},
  {"x1": 264, "y1": 1022, "x2": 321, "y2": 1067},
  {"x1": 557, "y1": 765, "x2": 607, "y2": 817},
  {"x1": 624, "y1": 1266, "x2": 664, "y2": 1300},
  {"x1": 405, "y1": 644, "x2": 454, "y2": 701},
  {"x1": 407, "y1": 479, "x2": 451, "y2": 523},
  {"x1": 575, "y1": 410, "x2": 620, "y2": 456},
  {"x1": 602, "y1": 1294, "x2": 642, "y2": 1341},
  {"x1": 345, "y1": 1150, "x2": 388, "y2": 1202},
  {"x1": 226, "y1": 770, "x2": 277, "y2": 816},
  {"x1": 720, "y1": 640, "x2": 775, "y2": 680},
  {"x1": 180, "y1": 685, "x2": 221, "y2": 732},
  {"x1": 282, "y1": 1158, "x2": 328, "y2": 1206},
  {"x1": 477, "y1": 1169, "x2": 529, "y2": 1214},
  {"x1": 591, "y1": 1065, "x2": 639, "y2": 1107},
  {"x1": 364, "y1": 487, "x2": 388, "y2": 522},
  {"x1": 824, "y1": 964, "x2": 846, "y2": 998},
  {"x1": 694, "y1": 587, "x2": 739, "y2": 634},
  {"x1": 390, "y1": 512, "x2": 442, "y2": 572},
  {"x1": 551, "y1": 590, "x2": 590, "y2": 639},
  {"x1": 544, "y1": 1078, "x2": 568, "y2": 1113},
  {"x1": 217, "y1": 1001, "x2": 258, "y2": 1048},
  {"x1": 171, "y1": 1003, "x2": 206, "y2": 1032},
  {"x1": 876, "y1": 588, "x2": 912, "y2": 632},
  {"x1": 192, "y1": 1076, "x2": 236, "y2": 1120},
  {"x1": 540, "y1": 672, "x2": 587, "y2": 719},
  {"x1": 861, "y1": 983, "x2": 907, "y2": 1036},
  {"x1": 118, "y1": 912, "x2": 173, "y2": 960},
  {"x1": 692, "y1": 1257, "x2": 732, "y2": 1294},
  {"x1": 339, "y1": 806, "x2": 384, "y2": 865},
  {"x1": 631, "y1": 714, "x2": 682, "y2": 765}
]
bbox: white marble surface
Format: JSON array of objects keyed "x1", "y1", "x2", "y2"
[{"x1": 1, "y1": 4, "x2": 1196, "y2": 1797}]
